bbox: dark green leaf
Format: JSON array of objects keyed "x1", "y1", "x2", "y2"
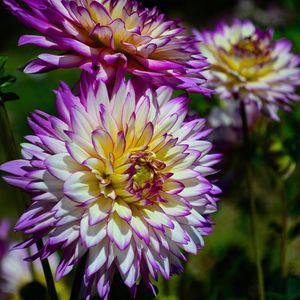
[
  {"x1": 288, "y1": 222, "x2": 300, "y2": 240},
  {"x1": 0, "y1": 56, "x2": 8, "y2": 76},
  {"x1": 265, "y1": 137, "x2": 296, "y2": 180},
  {"x1": 0, "y1": 91, "x2": 19, "y2": 103},
  {"x1": 0, "y1": 75, "x2": 17, "y2": 88}
]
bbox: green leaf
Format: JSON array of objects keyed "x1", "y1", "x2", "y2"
[
  {"x1": 0, "y1": 91, "x2": 19, "y2": 103},
  {"x1": 0, "y1": 56, "x2": 8, "y2": 76},
  {"x1": 0, "y1": 57, "x2": 19, "y2": 103},
  {"x1": 265, "y1": 137, "x2": 296, "y2": 180},
  {"x1": 0, "y1": 75, "x2": 17, "y2": 88},
  {"x1": 288, "y1": 222, "x2": 300, "y2": 240}
]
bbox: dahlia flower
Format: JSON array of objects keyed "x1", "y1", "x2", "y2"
[
  {"x1": 4, "y1": 0, "x2": 210, "y2": 94},
  {"x1": 195, "y1": 19, "x2": 300, "y2": 120},
  {"x1": 0, "y1": 76, "x2": 220, "y2": 299}
]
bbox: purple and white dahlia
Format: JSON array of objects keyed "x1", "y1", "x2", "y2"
[
  {"x1": 0, "y1": 76, "x2": 220, "y2": 299},
  {"x1": 195, "y1": 19, "x2": 300, "y2": 119},
  {"x1": 4, "y1": 0, "x2": 210, "y2": 94}
]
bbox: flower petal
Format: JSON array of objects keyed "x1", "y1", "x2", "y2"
[{"x1": 64, "y1": 171, "x2": 100, "y2": 203}]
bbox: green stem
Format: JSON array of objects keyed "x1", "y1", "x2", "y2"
[
  {"x1": 279, "y1": 179, "x2": 288, "y2": 294},
  {"x1": 162, "y1": 277, "x2": 170, "y2": 297},
  {"x1": 36, "y1": 240, "x2": 59, "y2": 300},
  {"x1": 0, "y1": 101, "x2": 32, "y2": 219},
  {"x1": 0, "y1": 102, "x2": 20, "y2": 160},
  {"x1": 69, "y1": 252, "x2": 88, "y2": 300},
  {"x1": 239, "y1": 101, "x2": 265, "y2": 300},
  {"x1": 0, "y1": 102, "x2": 58, "y2": 300}
]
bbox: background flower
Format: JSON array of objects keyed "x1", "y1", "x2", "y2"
[
  {"x1": 0, "y1": 75, "x2": 220, "y2": 299},
  {"x1": 208, "y1": 100, "x2": 260, "y2": 148},
  {"x1": 0, "y1": 220, "x2": 68, "y2": 300},
  {"x1": 0, "y1": 219, "x2": 10, "y2": 261},
  {"x1": 0, "y1": 246, "x2": 69, "y2": 300},
  {"x1": 195, "y1": 19, "x2": 300, "y2": 120},
  {"x1": 4, "y1": 0, "x2": 210, "y2": 95}
]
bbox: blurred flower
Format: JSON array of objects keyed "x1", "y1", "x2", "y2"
[
  {"x1": 195, "y1": 19, "x2": 300, "y2": 120},
  {"x1": 0, "y1": 222, "x2": 68, "y2": 300},
  {"x1": 4, "y1": 0, "x2": 210, "y2": 95},
  {"x1": 209, "y1": 100, "x2": 259, "y2": 148},
  {"x1": 0, "y1": 219, "x2": 10, "y2": 261},
  {"x1": 0, "y1": 75, "x2": 220, "y2": 299}
]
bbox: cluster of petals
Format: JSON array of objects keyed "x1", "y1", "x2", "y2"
[
  {"x1": 4, "y1": 0, "x2": 210, "y2": 94},
  {"x1": 195, "y1": 19, "x2": 300, "y2": 119},
  {"x1": 0, "y1": 75, "x2": 220, "y2": 299}
]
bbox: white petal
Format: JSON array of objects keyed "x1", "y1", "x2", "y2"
[
  {"x1": 88, "y1": 198, "x2": 113, "y2": 225},
  {"x1": 64, "y1": 171, "x2": 100, "y2": 203},
  {"x1": 130, "y1": 207, "x2": 150, "y2": 244},
  {"x1": 45, "y1": 153, "x2": 84, "y2": 180},
  {"x1": 81, "y1": 215, "x2": 107, "y2": 247},
  {"x1": 114, "y1": 199, "x2": 132, "y2": 221},
  {"x1": 107, "y1": 214, "x2": 132, "y2": 250},
  {"x1": 86, "y1": 241, "x2": 108, "y2": 277}
]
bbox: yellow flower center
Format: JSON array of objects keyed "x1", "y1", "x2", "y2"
[
  {"x1": 129, "y1": 150, "x2": 165, "y2": 190},
  {"x1": 211, "y1": 36, "x2": 273, "y2": 82},
  {"x1": 235, "y1": 38, "x2": 261, "y2": 55},
  {"x1": 132, "y1": 164, "x2": 154, "y2": 188}
]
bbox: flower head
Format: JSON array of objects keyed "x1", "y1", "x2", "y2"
[
  {"x1": 4, "y1": 0, "x2": 210, "y2": 94},
  {"x1": 195, "y1": 19, "x2": 300, "y2": 119},
  {"x1": 0, "y1": 76, "x2": 220, "y2": 299}
]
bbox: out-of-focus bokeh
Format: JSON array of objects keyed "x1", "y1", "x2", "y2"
[{"x1": 1, "y1": 0, "x2": 300, "y2": 299}]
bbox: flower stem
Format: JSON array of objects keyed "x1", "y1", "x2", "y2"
[
  {"x1": 239, "y1": 101, "x2": 265, "y2": 300},
  {"x1": 0, "y1": 102, "x2": 30, "y2": 211},
  {"x1": 0, "y1": 102, "x2": 58, "y2": 300},
  {"x1": 69, "y1": 252, "x2": 88, "y2": 300},
  {"x1": 36, "y1": 240, "x2": 59, "y2": 300},
  {"x1": 0, "y1": 102, "x2": 20, "y2": 160},
  {"x1": 279, "y1": 179, "x2": 288, "y2": 294}
]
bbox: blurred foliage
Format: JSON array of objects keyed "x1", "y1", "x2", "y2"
[
  {"x1": 0, "y1": 57, "x2": 19, "y2": 103},
  {"x1": 1, "y1": 0, "x2": 300, "y2": 299}
]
